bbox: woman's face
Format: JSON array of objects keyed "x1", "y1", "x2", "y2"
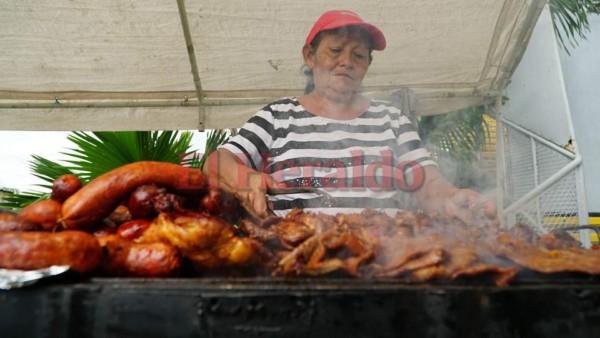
[{"x1": 304, "y1": 27, "x2": 372, "y2": 101}]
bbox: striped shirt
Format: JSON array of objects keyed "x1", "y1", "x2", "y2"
[{"x1": 219, "y1": 97, "x2": 437, "y2": 216}]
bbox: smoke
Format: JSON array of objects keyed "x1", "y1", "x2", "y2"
[{"x1": 434, "y1": 154, "x2": 496, "y2": 193}]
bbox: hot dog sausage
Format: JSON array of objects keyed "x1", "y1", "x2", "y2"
[
  {"x1": 0, "y1": 211, "x2": 40, "y2": 232},
  {"x1": 18, "y1": 199, "x2": 62, "y2": 231},
  {"x1": 97, "y1": 235, "x2": 181, "y2": 277},
  {"x1": 51, "y1": 174, "x2": 83, "y2": 202},
  {"x1": 0, "y1": 231, "x2": 103, "y2": 273},
  {"x1": 60, "y1": 161, "x2": 207, "y2": 230}
]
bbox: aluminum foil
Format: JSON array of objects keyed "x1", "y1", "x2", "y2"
[{"x1": 0, "y1": 266, "x2": 69, "y2": 290}]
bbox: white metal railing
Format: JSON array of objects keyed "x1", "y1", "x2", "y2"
[{"x1": 498, "y1": 117, "x2": 590, "y2": 248}]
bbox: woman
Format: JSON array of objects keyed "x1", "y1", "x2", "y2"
[{"x1": 205, "y1": 10, "x2": 497, "y2": 226}]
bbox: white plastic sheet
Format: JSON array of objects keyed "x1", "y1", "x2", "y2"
[{"x1": 0, "y1": 0, "x2": 546, "y2": 130}]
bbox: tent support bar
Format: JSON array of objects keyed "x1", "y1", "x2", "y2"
[
  {"x1": 0, "y1": 98, "x2": 274, "y2": 109},
  {"x1": 495, "y1": 95, "x2": 507, "y2": 224},
  {"x1": 176, "y1": 0, "x2": 206, "y2": 130},
  {"x1": 0, "y1": 90, "x2": 502, "y2": 109}
]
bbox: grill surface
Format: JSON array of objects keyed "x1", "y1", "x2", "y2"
[{"x1": 1, "y1": 277, "x2": 600, "y2": 338}]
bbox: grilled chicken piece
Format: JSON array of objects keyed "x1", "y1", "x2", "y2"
[
  {"x1": 491, "y1": 232, "x2": 600, "y2": 274},
  {"x1": 537, "y1": 231, "x2": 581, "y2": 250},
  {"x1": 97, "y1": 234, "x2": 182, "y2": 277},
  {"x1": 270, "y1": 209, "x2": 521, "y2": 286},
  {"x1": 276, "y1": 228, "x2": 374, "y2": 277},
  {"x1": 239, "y1": 209, "x2": 337, "y2": 250},
  {"x1": 137, "y1": 212, "x2": 271, "y2": 273}
]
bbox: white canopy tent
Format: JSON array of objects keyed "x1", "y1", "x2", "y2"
[{"x1": 0, "y1": 0, "x2": 546, "y2": 131}]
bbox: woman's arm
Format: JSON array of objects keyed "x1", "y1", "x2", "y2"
[
  {"x1": 203, "y1": 149, "x2": 283, "y2": 218},
  {"x1": 414, "y1": 166, "x2": 498, "y2": 226}
]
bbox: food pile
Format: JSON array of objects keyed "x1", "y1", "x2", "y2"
[{"x1": 2, "y1": 161, "x2": 600, "y2": 286}]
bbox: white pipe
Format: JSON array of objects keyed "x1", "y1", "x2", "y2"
[
  {"x1": 548, "y1": 2, "x2": 591, "y2": 247},
  {"x1": 501, "y1": 117, "x2": 588, "y2": 244},
  {"x1": 503, "y1": 153, "x2": 583, "y2": 216},
  {"x1": 495, "y1": 96, "x2": 507, "y2": 224},
  {"x1": 502, "y1": 118, "x2": 576, "y2": 159},
  {"x1": 531, "y1": 137, "x2": 542, "y2": 228}
]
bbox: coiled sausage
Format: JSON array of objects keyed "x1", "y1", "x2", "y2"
[{"x1": 60, "y1": 161, "x2": 207, "y2": 230}]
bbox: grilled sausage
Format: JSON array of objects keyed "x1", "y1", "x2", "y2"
[
  {"x1": 199, "y1": 188, "x2": 241, "y2": 223},
  {"x1": 18, "y1": 199, "x2": 62, "y2": 231},
  {"x1": 51, "y1": 174, "x2": 83, "y2": 202},
  {"x1": 0, "y1": 211, "x2": 41, "y2": 232},
  {"x1": 0, "y1": 231, "x2": 103, "y2": 273},
  {"x1": 97, "y1": 235, "x2": 181, "y2": 277},
  {"x1": 117, "y1": 219, "x2": 151, "y2": 241},
  {"x1": 60, "y1": 161, "x2": 208, "y2": 230}
]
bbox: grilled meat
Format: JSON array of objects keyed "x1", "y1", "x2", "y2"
[{"x1": 137, "y1": 212, "x2": 272, "y2": 274}]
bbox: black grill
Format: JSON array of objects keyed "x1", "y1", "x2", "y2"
[{"x1": 1, "y1": 277, "x2": 600, "y2": 338}]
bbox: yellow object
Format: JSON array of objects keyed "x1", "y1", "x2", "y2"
[{"x1": 541, "y1": 215, "x2": 600, "y2": 244}]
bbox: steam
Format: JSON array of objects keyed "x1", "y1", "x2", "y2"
[{"x1": 434, "y1": 155, "x2": 495, "y2": 193}]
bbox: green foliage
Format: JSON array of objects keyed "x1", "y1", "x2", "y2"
[
  {"x1": 0, "y1": 190, "x2": 47, "y2": 211},
  {"x1": 29, "y1": 155, "x2": 77, "y2": 189},
  {"x1": 417, "y1": 105, "x2": 492, "y2": 190},
  {"x1": 61, "y1": 131, "x2": 194, "y2": 183},
  {"x1": 418, "y1": 105, "x2": 489, "y2": 162},
  {"x1": 0, "y1": 156, "x2": 75, "y2": 209},
  {"x1": 549, "y1": 0, "x2": 600, "y2": 54},
  {"x1": 186, "y1": 129, "x2": 232, "y2": 170},
  {"x1": 0, "y1": 131, "x2": 196, "y2": 210}
]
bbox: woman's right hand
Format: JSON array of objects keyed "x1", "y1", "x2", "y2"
[
  {"x1": 203, "y1": 149, "x2": 284, "y2": 219},
  {"x1": 234, "y1": 168, "x2": 284, "y2": 218}
]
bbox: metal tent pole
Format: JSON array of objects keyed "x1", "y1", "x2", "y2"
[
  {"x1": 176, "y1": 0, "x2": 206, "y2": 131},
  {"x1": 495, "y1": 95, "x2": 507, "y2": 225}
]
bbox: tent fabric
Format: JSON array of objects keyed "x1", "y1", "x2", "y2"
[{"x1": 0, "y1": 0, "x2": 546, "y2": 131}]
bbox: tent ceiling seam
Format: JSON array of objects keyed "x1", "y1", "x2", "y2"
[
  {"x1": 491, "y1": 0, "x2": 546, "y2": 92},
  {"x1": 497, "y1": 0, "x2": 547, "y2": 92},
  {"x1": 485, "y1": 0, "x2": 529, "y2": 89},
  {"x1": 490, "y1": 0, "x2": 528, "y2": 91},
  {"x1": 479, "y1": 0, "x2": 513, "y2": 83}
]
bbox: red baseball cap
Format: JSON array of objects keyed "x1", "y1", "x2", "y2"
[{"x1": 305, "y1": 10, "x2": 386, "y2": 51}]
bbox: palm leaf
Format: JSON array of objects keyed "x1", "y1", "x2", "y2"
[
  {"x1": 418, "y1": 105, "x2": 490, "y2": 188},
  {"x1": 1, "y1": 131, "x2": 196, "y2": 210},
  {"x1": 185, "y1": 129, "x2": 231, "y2": 170},
  {"x1": 29, "y1": 155, "x2": 76, "y2": 188},
  {"x1": 60, "y1": 131, "x2": 195, "y2": 182},
  {"x1": 0, "y1": 190, "x2": 48, "y2": 210},
  {"x1": 420, "y1": 107, "x2": 486, "y2": 161},
  {"x1": 0, "y1": 155, "x2": 73, "y2": 209},
  {"x1": 549, "y1": 0, "x2": 599, "y2": 54}
]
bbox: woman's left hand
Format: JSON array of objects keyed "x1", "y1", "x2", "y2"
[
  {"x1": 443, "y1": 189, "x2": 499, "y2": 227},
  {"x1": 414, "y1": 166, "x2": 499, "y2": 227}
]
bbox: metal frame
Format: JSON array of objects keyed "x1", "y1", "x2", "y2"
[{"x1": 496, "y1": 104, "x2": 590, "y2": 247}]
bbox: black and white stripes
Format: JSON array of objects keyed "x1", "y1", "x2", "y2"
[{"x1": 220, "y1": 97, "x2": 436, "y2": 216}]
